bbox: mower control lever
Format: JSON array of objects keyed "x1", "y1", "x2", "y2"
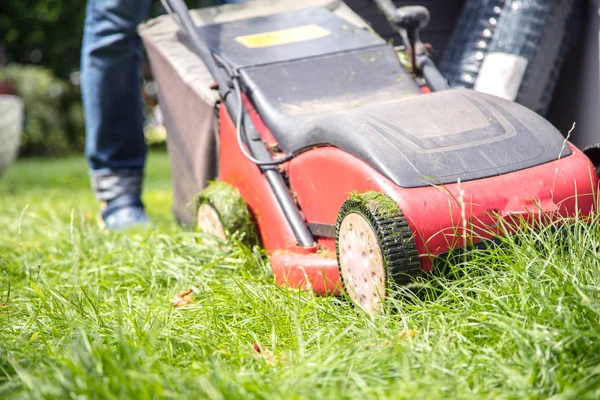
[
  {"x1": 373, "y1": 0, "x2": 448, "y2": 92},
  {"x1": 394, "y1": 6, "x2": 430, "y2": 32},
  {"x1": 395, "y1": 6, "x2": 430, "y2": 76},
  {"x1": 373, "y1": 1, "x2": 429, "y2": 63}
]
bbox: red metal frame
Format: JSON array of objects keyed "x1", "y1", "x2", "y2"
[
  {"x1": 288, "y1": 145, "x2": 598, "y2": 272},
  {"x1": 218, "y1": 103, "x2": 599, "y2": 296},
  {"x1": 218, "y1": 105, "x2": 297, "y2": 251}
]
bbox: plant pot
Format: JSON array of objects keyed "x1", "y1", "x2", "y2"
[{"x1": 0, "y1": 94, "x2": 24, "y2": 176}]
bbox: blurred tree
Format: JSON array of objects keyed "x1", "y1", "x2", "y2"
[
  {"x1": 0, "y1": 0, "x2": 218, "y2": 79},
  {"x1": 0, "y1": 1, "x2": 85, "y2": 79},
  {"x1": 0, "y1": 0, "x2": 220, "y2": 156}
]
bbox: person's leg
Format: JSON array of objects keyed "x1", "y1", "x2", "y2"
[{"x1": 81, "y1": 0, "x2": 152, "y2": 230}]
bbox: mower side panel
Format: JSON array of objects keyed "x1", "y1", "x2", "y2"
[
  {"x1": 289, "y1": 145, "x2": 598, "y2": 272},
  {"x1": 218, "y1": 105, "x2": 297, "y2": 252}
]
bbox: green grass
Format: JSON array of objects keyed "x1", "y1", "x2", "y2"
[{"x1": 1, "y1": 151, "x2": 600, "y2": 399}]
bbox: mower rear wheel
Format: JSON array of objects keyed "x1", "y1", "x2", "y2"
[
  {"x1": 196, "y1": 203, "x2": 226, "y2": 240},
  {"x1": 583, "y1": 143, "x2": 600, "y2": 177},
  {"x1": 195, "y1": 181, "x2": 258, "y2": 246},
  {"x1": 336, "y1": 192, "x2": 420, "y2": 314}
]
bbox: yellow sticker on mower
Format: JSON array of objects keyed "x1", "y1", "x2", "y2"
[{"x1": 235, "y1": 24, "x2": 330, "y2": 48}]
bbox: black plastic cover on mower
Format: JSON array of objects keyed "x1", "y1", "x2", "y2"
[{"x1": 196, "y1": 7, "x2": 570, "y2": 188}]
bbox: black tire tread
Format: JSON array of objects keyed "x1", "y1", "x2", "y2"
[{"x1": 335, "y1": 193, "x2": 421, "y2": 292}]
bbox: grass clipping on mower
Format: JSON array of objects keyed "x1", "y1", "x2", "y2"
[
  {"x1": 350, "y1": 191, "x2": 402, "y2": 218},
  {"x1": 196, "y1": 181, "x2": 259, "y2": 246},
  {"x1": 346, "y1": 191, "x2": 418, "y2": 255}
]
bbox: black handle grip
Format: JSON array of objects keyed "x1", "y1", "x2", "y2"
[{"x1": 373, "y1": 0, "x2": 430, "y2": 30}]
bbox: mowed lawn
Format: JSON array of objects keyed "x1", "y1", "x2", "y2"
[{"x1": 1, "y1": 151, "x2": 600, "y2": 399}]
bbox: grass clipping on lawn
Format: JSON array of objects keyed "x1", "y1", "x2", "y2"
[{"x1": 1, "y1": 155, "x2": 600, "y2": 399}]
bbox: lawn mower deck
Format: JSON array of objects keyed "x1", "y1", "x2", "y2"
[{"x1": 150, "y1": 0, "x2": 598, "y2": 313}]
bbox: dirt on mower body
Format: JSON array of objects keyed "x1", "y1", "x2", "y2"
[{"x1": 159, "y1": 2, "x2": 598, "y2": 313}]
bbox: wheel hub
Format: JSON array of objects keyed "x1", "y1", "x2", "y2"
[
  {"x1": 197, "y1": 203, "x2": 226, "y2": 240},
  {"x1": 338, "y1": 212, "x2": 386, "y2": 313}
]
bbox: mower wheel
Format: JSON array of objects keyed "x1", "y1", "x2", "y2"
[
  {"x1": 195, "y1": 181, "x2": 258, "y2": 246},
  {"x1": 583, "y1": 143, "x2": 600, "y2": 177},
  {"x1": 335, "y1": 192, "x2": 420, "y2": 314},
  {"x1": 197, "y1": 203, "x2": 227, "y2": 240}
]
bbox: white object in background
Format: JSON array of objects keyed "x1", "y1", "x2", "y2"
[
  {"x1": 0, "y1": 95, "x2": 24, "y2": 176},
  {"x1": 474, "y1": 52, "x2": 528, "y2": 101}
]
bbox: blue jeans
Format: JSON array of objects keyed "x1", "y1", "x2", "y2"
[{"x1": 81, "y1": 0, "x2": 243, "y2": 201}]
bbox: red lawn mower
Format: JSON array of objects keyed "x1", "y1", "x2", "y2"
[{"x1": 160, "y1": 0, "x2": 598, "y2": 313}]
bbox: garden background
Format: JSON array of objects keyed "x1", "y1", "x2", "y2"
[{"x1": 1, "y1": 1, "x2": 600, "y2": 399}]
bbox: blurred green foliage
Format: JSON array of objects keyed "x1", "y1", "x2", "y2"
[
  {"x1": 0, "y1": 65, "x2": 85, "y2": 156},
  {"x1": 0, "y1": 1, "x2": 86, "y2": 79},
  {"x1": 0, "y1": 0, "x2": 219, "y2": 156},
  {"x1": 0, "y1": 0, "x2": 219, "y2": 79}
]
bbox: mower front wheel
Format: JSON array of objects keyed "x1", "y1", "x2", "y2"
[{"x1": 335, "y1": 192, "x2": 420, "y2": 314}]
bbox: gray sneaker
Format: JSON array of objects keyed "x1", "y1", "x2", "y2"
[{"x1": 101, "y1": 194, "x2": 151, "y2": 231}]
